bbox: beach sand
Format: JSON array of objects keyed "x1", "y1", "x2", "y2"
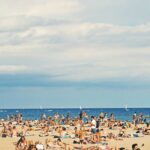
[{"x1": 0, "y1": 124, "x2": 150, "y2": 150}]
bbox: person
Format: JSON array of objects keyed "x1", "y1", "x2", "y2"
[
  {"x1": 41, "y1": 113, "x2": 46, "y2": 120},
  {"x1": 7, "y1": 115, "x2": 10, "y2": 121},
  {"x1": 79, "y1": 110, "x2": 83, "y2": 120},
  {"x1": 91, "y1": 129, "x2": 101, "y2": 143},
  {"x1": 100, "y1": 128, "x2": 107, "y2": 141},
  {"x1": 66, "y1": 112, "x2": 70, "y2": 123},
  {"x1": 104, "y1": 113, "x2": 108, "y2": 122},
  {"x1": 96, "y1": 118, "x2": 100, "y2": 129},
  {"x1": 74, "y1": 127, "x2": 79, "y2": 138},
  {"x1": 11, "y1": 126, "x2": 17, "y2": 137},
  {"x1": 133, "y1": 112, "x2": 137, "y2": 124},
  {"x1": 16, "y1": 136, "x2": 27, "y2": 150},
  {"x1": 139, "y1": 113, "x2": 143, "y2": 123},
  {"x1": 20, "y1": 114, "x2": 23, "y2": 121},
  {"x1": 110, "y1": 113, "x2": 115, "y2": 121},
  {"x1": 99, "y1": 112, "x2": 104, "y2": 122},
  {"x1": 60, "y1": 127, "x2": 70, "y2": 138},
  {"x1": 132, "y1": 143, "x2": 140, "y2": 150},
  {"x1": 119, "y1": 148, "x2": 126, "y2": 150},
  {"x1": 56, "y1": 138, "x2": 73, "y2": 150},
  {"x1": 91, "y1": 116, "x2": 96, "y2": 133}
]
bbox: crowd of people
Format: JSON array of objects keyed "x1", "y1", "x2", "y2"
[{"x1": 0, "y1": 111, "x2": 149, "y2": 150}]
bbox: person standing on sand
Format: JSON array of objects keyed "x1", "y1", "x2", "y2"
[
  {"x1": 91, "y1": 116, "x2": 96, "y2": 133},
  {"x1": 79, "y1": 110, "x2": 83, "y2": 120},
  {"x1": 104, "y1": 113, "x2": 108, "y2": 122},
  {"x1": 110, "y1": 113, "x2": 115, "y2": 121},
  {"x1": 139, "y1": 112, "x2": 143, "y2": 123},
  {"x1": 133, "y1": 112, "x2": 137, "y2": 125},
  {"x1": 99, "y1": 112, "x2": 104, "y2": 122}
]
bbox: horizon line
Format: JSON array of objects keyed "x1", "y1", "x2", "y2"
[{"x1": 0, "y1": 107, "x2": 150, "y2": 109}]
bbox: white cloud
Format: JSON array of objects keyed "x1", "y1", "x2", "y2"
[
  {"x1": 0, "y1": 0, "x2": 150, "y2": 83},
  {"x1": 0, "y1": 0, "x2": 81, "y2": 17},
  {"x1": 0, "y1": 21, "x2": 150, "y2": 81},
  {"x1": 0, "y1": 65, "x2": 28, "y2": 74},
  {"x1": 0, "y1": 0, "x2": 82, "y2": 33},
  {"x1": 0, "y1": 22, "x2": 150, "y2": 49}
]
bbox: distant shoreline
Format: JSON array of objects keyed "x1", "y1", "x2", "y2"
[{"x1": 0, "y1": 107, "x2": 150, "y2": 109}]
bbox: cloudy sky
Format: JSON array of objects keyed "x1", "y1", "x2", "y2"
[{"x1": 0, "y1": 0, "x2": 150, "y2": 108}]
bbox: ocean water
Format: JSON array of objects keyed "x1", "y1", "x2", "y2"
[{"x1": 0, "y1": 108, "x2": 150, "y2": 122}]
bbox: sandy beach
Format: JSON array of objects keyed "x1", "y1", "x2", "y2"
[
  {"x1": 0, "y1": 112, "x2": 150, "y2": 150},
  {"x1": 0, "y1": 134, "x2": 149, "y2": 150}
]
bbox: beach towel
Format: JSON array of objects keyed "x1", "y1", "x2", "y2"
[{"x1": 36, "y1": 144, "x2": 44, "y2": 150}]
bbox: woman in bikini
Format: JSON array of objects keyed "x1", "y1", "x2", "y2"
[{"x1": 16, "y1": 136, "x2": 27, "y2": 150}]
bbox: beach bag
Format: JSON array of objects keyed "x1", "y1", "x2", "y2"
[{"x1": 2, "y1": 134, "x2": 7, "y2": 138}]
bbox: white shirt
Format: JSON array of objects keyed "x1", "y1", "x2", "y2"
[{"x1": 91, "y1": 119, "x2": 96, "y2": 129}]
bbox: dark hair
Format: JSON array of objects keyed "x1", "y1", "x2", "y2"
[
  {"x1": 62, "y1": 127, "x2": 66, "y2": 131},
  {"x1": 17, "y1": 136, "x2": 26, "y2": 146},
  {"x1": 119, "y1": 148, "x2": 125, "y2": 150},
  {"x1": 132, "y1": 143, "x2": 138, "y2": 150},
  {"x1": 57, "y1": 138, "x2": 61, "y2": 142},
  {"x1": 74, "y1": 127, "x2": 77, "y2": 130}
]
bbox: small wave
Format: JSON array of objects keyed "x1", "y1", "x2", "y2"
[{"x1": 48, "y1": 110, "x2": 53, "y2": 112}]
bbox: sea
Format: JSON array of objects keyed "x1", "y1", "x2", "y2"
[{"x1": 0, "y1": 108, "x2": 150, "y2": 122}]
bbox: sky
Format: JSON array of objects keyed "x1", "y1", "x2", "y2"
[{"x1": 0, "y1": 0, "x2": 150, "y2": 108}]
